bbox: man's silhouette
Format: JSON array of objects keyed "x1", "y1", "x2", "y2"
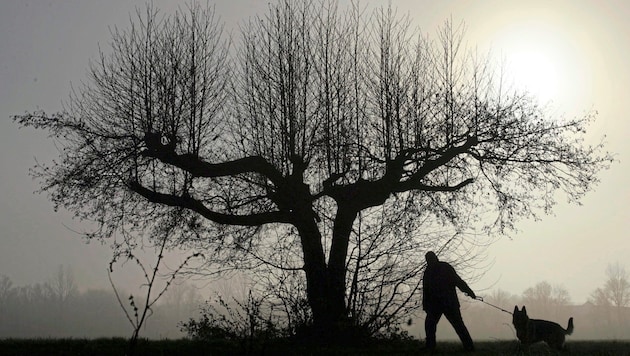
[{"x1": 422, "y1": 251, "x2": 475, "y2": 351}]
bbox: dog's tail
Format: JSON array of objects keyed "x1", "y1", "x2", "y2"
[{"x1": 566, "y1": 317, "x2": 574, "y2": 335}]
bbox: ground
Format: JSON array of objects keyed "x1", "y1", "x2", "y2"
[{"x1": 1, "y1": 339, "x2": 630, "y2": 355}]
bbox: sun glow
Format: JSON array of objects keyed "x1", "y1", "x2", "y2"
[
  {"x1": 508, "y1": 49, "x2": 560, "y2": 103},
  {"x1": 483, "y1": 19, "x2": 589, "y2": 108}
]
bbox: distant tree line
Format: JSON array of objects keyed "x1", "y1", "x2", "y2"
[
  {"x1": 0, "y1": 267, "x2": 200, "y2": 339},
  {"x1": 1, "y1": 262, "x2": 629, "y2": 341}
]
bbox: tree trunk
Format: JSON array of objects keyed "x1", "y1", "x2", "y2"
[
  {"x1": 327, "y1": 206, "x2": 358, "y2": 324},
  {"x1": 296, "y1": 205, "x2": 358, "y2": 338},
  {"x1": 295, "y1": 217, "x2": 331, "y2": 333}
]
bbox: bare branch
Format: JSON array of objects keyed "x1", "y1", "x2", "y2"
[{"x1": 128, "y1": 180, "x2": 292, "y2": 226}]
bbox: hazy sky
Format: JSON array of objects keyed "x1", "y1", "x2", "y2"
[{"x1": 1, "y1": 0, "x2": 628, "y2": 306}]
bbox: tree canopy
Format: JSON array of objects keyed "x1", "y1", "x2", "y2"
[{"x1": 15, "y1": 0, "x2": 612, "y2": 335}]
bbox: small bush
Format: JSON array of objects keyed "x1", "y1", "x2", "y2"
[
  {"x1": 180, "y1": 290, "x2": 287, "y2": 354},
  {"x1": 180, "y1": 289, "x2": 420, "y2": 351}
]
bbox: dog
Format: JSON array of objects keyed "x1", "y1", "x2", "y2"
[{"x1": 512, "y1": 305, "x2": 574, "y2": 351}]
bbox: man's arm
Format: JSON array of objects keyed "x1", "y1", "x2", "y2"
[{"x1": 453, "y1": 268, "x2": 476, "y2": 299}]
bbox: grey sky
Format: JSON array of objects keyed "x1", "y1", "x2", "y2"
[{"x1": 1, "y1": 0, "x2": 628, "y2": 305}]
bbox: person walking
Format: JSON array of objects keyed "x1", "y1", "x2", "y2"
[{"x1": 422, "y1": 251, "x2": 476, "y2": 351}]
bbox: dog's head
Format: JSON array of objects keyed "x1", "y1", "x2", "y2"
[{"x1": 512, "y1": 305, "x2": 530, "y2": 331}]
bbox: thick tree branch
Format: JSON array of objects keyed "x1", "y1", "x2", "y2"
[
  {"x1": 142, "y1": 137, "x2": 284, "y2": 185},
  {"x1": 408, "y1": 135, "x2": 478, "y2": 180},
  {"x1": 320, "y1": 136, "x2": 478, "y2": 209},
  {"x1": 128, "y1": 181, "x2": 292, "y2": 226}
]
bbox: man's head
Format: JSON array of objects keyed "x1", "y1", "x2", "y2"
[{"x1": 425, "y1": 251, "x2": 439, "y2": 265}]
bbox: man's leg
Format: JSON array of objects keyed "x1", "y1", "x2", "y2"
[
  {"x1": 444, "y1": 308, "x2": 474, "y2": 351},
  {"x1": 424, "y1": 310, "x2": 442, "y2": 350}
]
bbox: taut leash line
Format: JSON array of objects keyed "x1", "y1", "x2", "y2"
[{"x1": 475, "y1": 296, "x2": 513, "y2": 315}]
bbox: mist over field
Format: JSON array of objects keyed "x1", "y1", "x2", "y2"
[
  {"x1": 1, "y1": 269, "x2": 629, "y2": 341},
  {"x1": 0, "y1": 273, "x2": 197, "y2": 339},
  {"x1": 420, "y1": 298, "x2": 630, "y2": 341}
]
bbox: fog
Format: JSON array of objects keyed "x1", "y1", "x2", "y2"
[
  {"x1": 0, "y1": 270, "x2": 199, "y2": 339},
  {"x1": 2, "y1": 269, "x2": 629, "y2": 340},
  {"x1": 1, "y1": 0, "x2": 629, "y2": 340}
]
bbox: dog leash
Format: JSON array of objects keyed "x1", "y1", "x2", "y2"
[{"x1": 475, "y1": 296, "x2": 513, "y2": 315}]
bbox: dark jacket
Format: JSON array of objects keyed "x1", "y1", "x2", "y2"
[{"x1": 423, "y1": 260, "x2": 475, "y2": 311}]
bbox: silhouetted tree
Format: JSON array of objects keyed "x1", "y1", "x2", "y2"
[
  {"x1": 590, "y1": 263, "x2": 630, "y2": 308},
  {"x1": 521, "y1": 281, "x2": 571, "y2": 320},
  {"x1": 522, "y1": 281, "x2": 571, "y2": 306},
  {"x1": 0, "y1": 275, "x2": 15, "y2": 334},
  {"x1": 0, "y1": 275, "x2": 13, "y2": 306},
  {"x1": 45, "y1": 265, "x2": 77, "y2": 307},
  {"x1": 486, "y1": 288, "x2": 518, "y2": 308},
  {"x1": 161, "y1": 280, "x2": 202, "y2": 316},
  {"x1": 589, "y1": 287, "x2": 611, "y2": 306},
  {"x1": 588, "y1": 263, "x2": 630, "y2": 337},
  {"x1": 14, "y1": 0, "x2": 612, "y2": 335},
  {"x1": 605, "y1": 263, "x2": 630, "y2": 308}
]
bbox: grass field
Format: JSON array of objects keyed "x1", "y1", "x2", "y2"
[{"x1": 0, "y1": 338, "x2": 629, "y2": 355}]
